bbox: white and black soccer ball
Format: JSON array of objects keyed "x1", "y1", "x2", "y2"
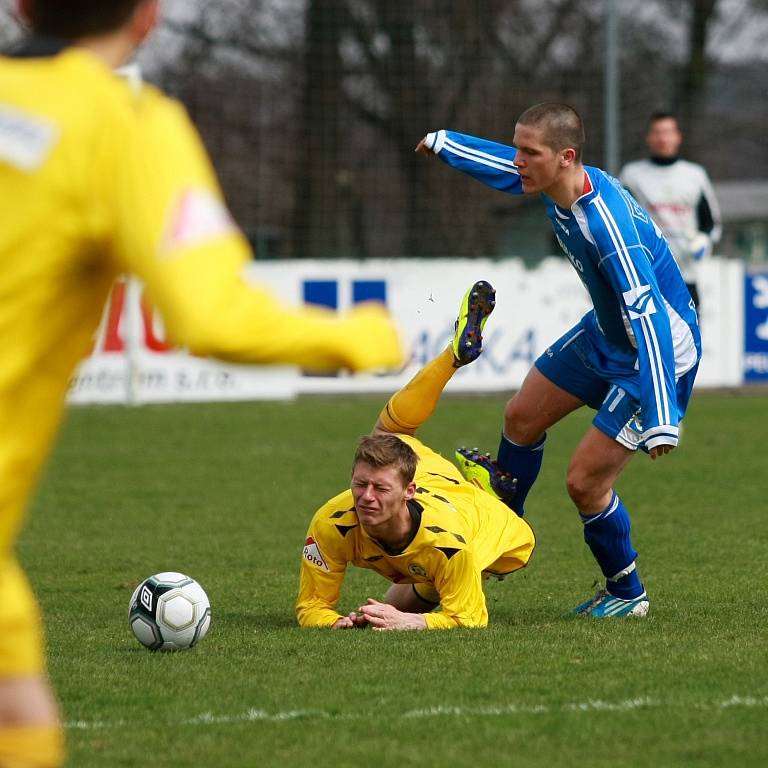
[{"x1": 128, "y1": 572, "x2": 211, "y2": 651}]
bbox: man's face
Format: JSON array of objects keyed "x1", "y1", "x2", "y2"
[
  {"x1": 512, "y1": 123, "x2": 565, "y2": 194},
  {"x1": 351, "y1": 462, "x2": 413, "y2": 528},
  {"x1": 645, "y1": 118, "x2": 682, "y2": 158}
]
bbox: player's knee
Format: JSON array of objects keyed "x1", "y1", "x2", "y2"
[
  {"x1": 0, "y1": 679, "x2": 60, "y2": 728},
  {"x1": 503, "y1": 397, "x2": 541, "y2": 445},
  {"x1": 383, "y1": 583, "x2": 436, "y2": 614},
  {"x1": 382, "y1": 583, "x2": 413, "y2": 611},
  {"x1": 565, "y1": 465, "x2": 596, "y2": 510}
]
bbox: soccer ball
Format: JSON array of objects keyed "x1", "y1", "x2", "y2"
[{"x1": 128, "y1": 572, "x2": 211, "y2": 651}]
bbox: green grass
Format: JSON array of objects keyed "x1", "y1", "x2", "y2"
[{"x1": 20, "y1": 392, "x2": 768, "y2": 767}]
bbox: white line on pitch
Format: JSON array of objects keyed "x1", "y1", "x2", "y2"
[{"x1": 64, "y1": 695, "x2": 768, "y2": 731}]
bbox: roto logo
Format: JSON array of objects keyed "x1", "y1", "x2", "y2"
[{"x1": 303, "y1": 536, "x2": 329, "y2": 572}]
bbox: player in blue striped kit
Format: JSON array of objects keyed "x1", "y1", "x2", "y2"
[{"x1": 416, "y1": 103, "x2": 701, "y2": 617}]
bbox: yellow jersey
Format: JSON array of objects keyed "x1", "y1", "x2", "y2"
[
  {"x1": 0, "y1": 41, "x2": 402, "y2": 555},
  {"x1": 296, "y1": 435, "x2": 535, "y2": 629}
]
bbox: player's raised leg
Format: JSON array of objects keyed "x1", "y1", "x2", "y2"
[
  {"x1": 375, "y1": 281, "x2": 495, "y2": 435},
  {"x1": 568, "y1": 427, "x2": 649, "y2": 617}
]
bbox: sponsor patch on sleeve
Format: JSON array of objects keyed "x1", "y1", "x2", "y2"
[
  {"x1": 0, "y1": 105, "x2": 58, "y2": 171},
  {"x1": 161, "y1": 187, "x2": 237, "y2": 255},
  {"x1": 302, "y1": 536, "x2": 329, "y2": 572},
  {"x1": 622, "y1": 283, "x2": 657, "y2": 319}
]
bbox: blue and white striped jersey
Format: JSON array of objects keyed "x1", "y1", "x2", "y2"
[{"x1": 424, "y1": 129, "x2": 701, "y2": 446}]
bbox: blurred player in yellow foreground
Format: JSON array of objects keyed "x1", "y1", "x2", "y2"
[
  {"x1": 0, "y1": 1, "x2": 404, "y2": 764},
  {"x1": 297, "y1": 282, "x2": 535, "y2": 630}
]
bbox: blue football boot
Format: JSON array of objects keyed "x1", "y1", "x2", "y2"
[{"x1": 573, "y1": 588, "x2": 650, "y2": 617}]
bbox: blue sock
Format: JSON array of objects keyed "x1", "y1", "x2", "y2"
[
  {"x1": 580, "y1": 492, "x2": 644, "y2": 600},
  {"x1": 496, "y1": 432, "x2": 546, "y2": 517}
]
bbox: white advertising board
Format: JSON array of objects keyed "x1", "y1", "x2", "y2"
[
  {"x1": 67, "y1": 257, "x2": 744, "y2": 404},
  {"x1": 67, "y1": 278, "x2": 297, "y2": 404},
  {"x1": 692, "y1": 258, "x2": 744, "y2": 387}
]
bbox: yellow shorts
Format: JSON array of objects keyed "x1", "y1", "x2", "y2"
[
  {"x1": 412, "y1": 535, "x2": 534, "y2": 606},
  {"x1": 484, "y1": 535, "x2": 536, "y2": 578},
  {"x1": 0, "y1": 558, "x2": 45, "y2": 677}
]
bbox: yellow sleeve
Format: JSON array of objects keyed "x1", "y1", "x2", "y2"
[
  {"x1": 107, "y1": 91, "x2": 402, "y2": 372},
  {"x1": 295, "y1": 519, "x2": 348, "y2": 628},
  {"x1": 423, "y1": 548, "x2": 488, "y2": 629}
]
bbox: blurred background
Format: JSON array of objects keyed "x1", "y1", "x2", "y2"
[{"x1": 3, "y1": 0, "x2": 766, "y2": 266}]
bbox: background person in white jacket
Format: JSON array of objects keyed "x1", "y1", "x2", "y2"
[{"x1": 620, "y1": 111, "x2": 721, "y2": 308}]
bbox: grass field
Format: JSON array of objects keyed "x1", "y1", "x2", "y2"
[{"x1": 21, "y1": 391, "x2": 768, "y2": 767}]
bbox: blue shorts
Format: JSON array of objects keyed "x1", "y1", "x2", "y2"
[{"x1": 535, "y1": 322, "x2": 697, "y2": 452}]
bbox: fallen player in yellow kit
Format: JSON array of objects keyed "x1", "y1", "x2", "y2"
[{"x1": 296, "y1": 282, "x2": 536, "y2": 630}]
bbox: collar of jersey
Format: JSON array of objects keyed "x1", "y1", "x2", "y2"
[
  {"x1": 649, "y1": 155, "x2": 680, "y2": 167},
  {"x1": 552, "y1": 168, "x2": 594, "y2": 217},
  {"x1": 368, "y1": 498, "x2": 423, "y2": 556}
]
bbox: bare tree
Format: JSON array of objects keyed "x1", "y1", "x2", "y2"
[
  {"x1": 291, "y1": 0, "x2": 344, "y2": 258},
  {"x1": 8, "y1": 0, "x2": 761, "y2": 258},
  {"x1": 676, "y1": 0, "x2": 721, "y2": 143}
]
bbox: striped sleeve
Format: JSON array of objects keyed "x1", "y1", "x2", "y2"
[
  {"x1": 585, "y1": 190, "x2": 680, "y2": 448},
  {"x1": 424, "y1": 130, "x2": 524, "y2": 195}
]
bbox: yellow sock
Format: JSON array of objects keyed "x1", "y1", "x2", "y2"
[
  {"x1": 0, "y1": 725, "x2": 65, "y2": 768},
  {"x1": 377, "y1": 347, "x2": 456, "y2": 433}
]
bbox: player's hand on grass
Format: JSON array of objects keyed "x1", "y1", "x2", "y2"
[
  {"x1": 649, "y1": 444, "x2": 675, "y2": 460},
  {"x1": 348, "y1": 611, "x2": 369, "y2": 628},
  {"x1": 331, "y1": 611, "x2": 369, "y2": 629},
  {"x1": 358, "y1": 598, "x2": 427, "y2": 631}
]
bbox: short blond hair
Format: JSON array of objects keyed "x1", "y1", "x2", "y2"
[{"x1": 352, "y1": 434, "x2": 418, "y2": 487}]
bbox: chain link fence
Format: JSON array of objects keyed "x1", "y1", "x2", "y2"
[{"x1": 2, "y1": 0, "x2": 767, "y2": 261}]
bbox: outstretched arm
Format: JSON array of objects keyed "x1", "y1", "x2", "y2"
[
  {"x1": 109, "y1": 92, "x2": 404, "y2": 373},
  {"x1": 416, "y1": 130, "x2": 524, "y2": 195}
]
